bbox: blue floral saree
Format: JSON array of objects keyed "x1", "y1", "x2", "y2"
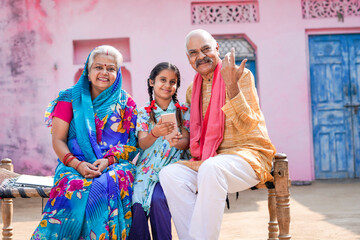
[{"x1": 32, "y1": 49, "x2": 138, "y2": 240}]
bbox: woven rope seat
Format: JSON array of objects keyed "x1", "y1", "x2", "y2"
[{"x1": 0, "y1": 168, "x2": 51, "y2": 199}]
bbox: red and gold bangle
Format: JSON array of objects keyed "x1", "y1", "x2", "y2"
[
  {"x1": 75, "y1": 161, "x2": 85, "y2": 171},
  {"x1": 107, "y1": 156, "x2": 115, "y2": 166},
  {"x1": 62, "y1": 152, "x2": 73, "y2": 164},
  {"x1": 64, "y1": 156, "x2": 77, "y2": 166},
  {"x1": 150, "y1": 130, "x2": 158, "y2": 138}
]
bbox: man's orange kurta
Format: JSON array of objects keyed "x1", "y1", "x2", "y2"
[{"x1": 186, "y1": 68, "x2": 276, "y2": 185}]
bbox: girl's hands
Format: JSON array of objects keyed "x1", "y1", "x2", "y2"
[
  {"x1": 93, "y1": 158, "x2": 109, "y2": 172},
  {"x1": 76, "y1": 162, "x2": 102, "y2": 179},
  {"x1": 152, "y1": 118, "x2": 175, "y2": 137},
  {"x1": 168, "y1": 132, "x2": 183, "y2": 148}
]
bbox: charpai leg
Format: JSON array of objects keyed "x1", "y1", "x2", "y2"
[
  {"x1": 268, "y1": 188, "x2": 278, "y2": 240},
  {"x1": 2, "y1": 199, "x2": 13, "y2": 240},
  {"x1": 274, "y1": 154, "x2": 291, "y2": 240},
  {"x1": 1, "y1": 158, "x2": 14, "y2": 240}
]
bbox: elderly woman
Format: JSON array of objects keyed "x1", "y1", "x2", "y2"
[{"x1": 32, "y1": 45, "x2": 138, "y2": 239}]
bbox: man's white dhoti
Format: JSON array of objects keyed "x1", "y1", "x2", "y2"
[{"x1": 159, "y1": 154, "x2": 260, "y2": 240}]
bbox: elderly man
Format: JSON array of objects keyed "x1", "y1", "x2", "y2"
[{"x1": 159, "y1": 29, "x2": 276, "y2": 240}]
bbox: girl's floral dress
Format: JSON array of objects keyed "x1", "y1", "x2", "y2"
[{"x1": 132, "y1": 100, "x2": 190, "y2": 214}]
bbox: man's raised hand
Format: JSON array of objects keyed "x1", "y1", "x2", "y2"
[{"x1": 221, "y1": 48, "x2": 247, "y2": 99}]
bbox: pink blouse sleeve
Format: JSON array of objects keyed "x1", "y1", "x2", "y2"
[{"x1": 52, "y1": 101, "x2": 73, "y2": 123}]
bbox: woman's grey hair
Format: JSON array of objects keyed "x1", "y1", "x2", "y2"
[{"x1": 87, "y1": 45, "x2": 123, "y2": 72}]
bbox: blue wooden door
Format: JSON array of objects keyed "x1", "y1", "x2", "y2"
[
  {"x1": 309, "y1": 34, "x2": 360, "y2": 179},
  {"x1": 348, "y1": 34, "x2": 360, "y2": 178}
]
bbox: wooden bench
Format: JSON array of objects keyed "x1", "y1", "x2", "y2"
[
  {"x1": 0, "y1": 158, "x2": 51, "y2": 240},
  {"x1": 0, "y1": 154, "x2": 290, "y2": 240}
]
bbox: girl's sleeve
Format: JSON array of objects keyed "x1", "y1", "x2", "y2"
[
  {"x1": 135, "y1": 108, "x2": 150, "y2": 137},
  {"x1": 181, "y1": 102, "x2": 191, "y2": 132}
]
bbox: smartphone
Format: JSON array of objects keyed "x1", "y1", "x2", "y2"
[{"x1": 161, "y1": 113, "x2": 179, "y2": 141}]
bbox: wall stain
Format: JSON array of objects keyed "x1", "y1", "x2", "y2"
[
  {"x1": 35, "y1": 145, "x2": 45, "y2": 154},
  {"x1": 0, "y1": 19, "x2": 10, "y2": 32},
  {"x1": 6, "y1": 31, "x2": 35, "y2": 77},
  {"x1": 8, "y1": 0, "x2": 25, "y2": 23}
]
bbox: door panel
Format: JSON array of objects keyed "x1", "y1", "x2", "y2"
[
  {"x1": 309, "y1": 35, "x2": 355, "y2": 179},
  {"x1": 348, "y1": 35, "x2": 360, "y2": 177}
]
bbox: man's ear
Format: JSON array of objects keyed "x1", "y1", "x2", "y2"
[
  {"x1": 216, "y1": 42, "x2": 220, "y2": 57},
  {"x1": 149, "y1": 79, "x2": 155, "y2": 87}
]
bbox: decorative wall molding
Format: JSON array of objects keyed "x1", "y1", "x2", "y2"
[
  {"x1": 191, "y1": 1, "x2": 259, "y2": 25},
  {"x1": 302, "y1": 0, "x2": 360, "y2": 19}
]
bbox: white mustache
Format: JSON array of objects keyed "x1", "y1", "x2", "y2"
[{"x1": 196, "y1": 57, "x2": 213, "y2": 68}]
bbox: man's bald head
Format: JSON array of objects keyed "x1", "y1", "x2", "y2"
[{"x1": 185, "y1": 29, "x2": 217, "y2": 53}]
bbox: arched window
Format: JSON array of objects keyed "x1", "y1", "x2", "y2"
[{"x1": 215, "y1": 36, "x2": 257, "y2": 87}]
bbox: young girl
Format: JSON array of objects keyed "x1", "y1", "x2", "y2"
[{"x1": 128, "y1": 62, "x2": 190, "y2": 240}]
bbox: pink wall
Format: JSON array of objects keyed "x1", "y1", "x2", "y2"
[{"x1": 0, "y1": 0, "x2": 359, "y2": 180}]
